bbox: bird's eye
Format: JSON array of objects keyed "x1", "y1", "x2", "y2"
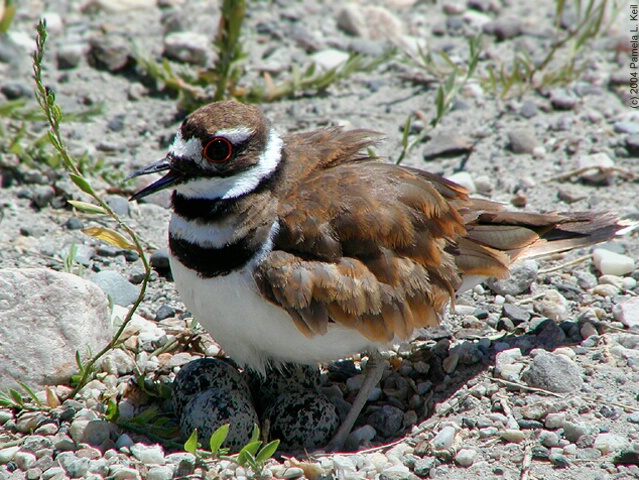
[{"x1": 202, "y1": 137, "x2": 233, "y2": 163}]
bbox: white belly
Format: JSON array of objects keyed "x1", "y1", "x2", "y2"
[{"x1": 170, "y1": 255, "x2": 383, "y2": 373}]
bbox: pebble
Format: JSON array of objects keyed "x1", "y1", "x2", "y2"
[
  {"x1": 534, "y1": 290, "x2": 569, "y2": 321},
  {"x1": 336, "y1": 5, "x2": 404, "y2": 44},
  {"x1": 502, "y1": 304, "x2": 530, "y2": 323},
  {"x1": 485, "y1": 260, "x2": 538, "y2": 295},
  {"x1": 592, "y1": 248, "x2": 635, "y2": 276},
  {"x1": 57, "y1": 44, "x2": 85, "y2": 69},
  {"x1": 613, "y1": 121, "x2": 639, "y2": 134},
  {"x1": 550, "y1": 88, "x2": 578, "y2": 110},
  {"x1": 592, "y1": 284, "x2": 620, "y2": 297},
  {"x1": 488, "y1": 17, "x2": 522, "y2": 40},
  {"x1": 454, "y1": 448, "x2": 477, "y2": 466},
  {"x1": 577, "y1": 153, "x2": 615, "y2": 184},
  {"x1": 311, "y1": 48, "x2": 350, "y2": 71},
  {"x1": 367, "y1": 405, "x2": 404, "y2": 438},
  {"x1": 91, "y1": 271, "x2": 139, "y2": 306},
  {"x1": 625, "y1": 134, "x2": 639, "y2": 155},
  {"x1": 146, "y1": 466, "x2": 174, "y2": 480},
  {"x1": 500, "y1": 429, "x2": 525, "y2": 443},
  {"x1": 521, "y1": 351, "x2": 583, "y2": 393},
  {"x1": 422, "y1": 131, "x2": 473, "y2": 161},
  {"x1": 507, "y1": 128, "x2": 539, "y2": 154},
  {"x1": 446, "y1": 172, "x2": 476, "y2": 193},
  {"x1": 431, "y1": 426, "x2": 457, "y2": 451},
  {"x1": 88, "y1": 35, "x2": 131, "y2": 72},
  {"x1": 163, "y1": 32, "x2": 210, "y2": 65},
  {"x1": 150, "y1": 248, "x2": 171, "y2": 270},
  {"x1": 0, "y1": 446, "x2": 19, "y2": 463},
  {"x1": 545, "y1": 412, "x2": 566, "y2": 429},
  {"x1": 593, "y1": 432, "x2": 628, "y2": 454},
  {"x1": 130, "y1": 444, "x2": 165, "y2": 466},
  {"x1": 613, "y1": 297, "x2": 639, "y2": 328}
]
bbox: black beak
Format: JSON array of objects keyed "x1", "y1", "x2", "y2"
[{"x1": 127, "y1": 158, "x2": 181, "y2": 201}]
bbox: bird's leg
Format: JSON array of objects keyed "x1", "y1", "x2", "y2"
[{"x1": 325, "y1": 351, "x2": 389, "y2": 452}]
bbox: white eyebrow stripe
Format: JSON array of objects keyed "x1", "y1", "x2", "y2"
[
  {"x1": 173, "y1": 129, "x2": 283, "y2": 200},
  {"x1": 215, "y1": 126, "x2": 255, "y2": 144}
]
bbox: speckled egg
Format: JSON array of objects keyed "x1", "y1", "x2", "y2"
[
  {"x1": 179, "y1": 388, "x2": 259, "y2": 452},
  {"x1": 173, "y1": 357, "x2": 251, "y2": 419},
  {"x1": 262, "y1": 388, "x2": 339, "y2": 451},
  {"x1": 247, "y1": 363, "x2": 322, "y2": 412}
]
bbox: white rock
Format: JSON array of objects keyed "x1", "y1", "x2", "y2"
[
  {"x1": 0, "y1": 446, "x2": 19, "y2": 463},
  {"x1": 577, "y1": 153, "x2": 615, "y2": 183},
  {"x1": 446, "y1": 171, "x2": 476, "y2": 193},
  {"x1": 14, "y1": 451, "x2": 36, "y2": 470},
  {"x1": 592, "y1": 248, "x2": 635, "y2": 276},
  {"x1": 594, "y1": 433, "x2": 628, "y2": 454},
  {"x1": 535, "y1": 290, "x2": 569, "y2": 320},
  {"x1": 0, "y1": 268, "x2": 112, "y2": 391},
  {"x1": 311, "y1": 49, "x2": 350, "y2": 71},
  {"x1": 613, "y1": 297, "x2": 639, "y2": 328},
  {"x1": 598, "y1": 274, "x2": 625, "y2": 289},
  {"x1": 455, "y1": 448, "x2": 477, "y2": 466},
  {"x1": 554, "y1": 347, "x2": 576, "y2": 359},
  {"x1": 431, "y1": 426, "x2": 457, "y2": 450},
  {"x1": 40, "y1": 12, "x2": 64, "y2": 35},
  {"x1": 337, "y1": 5, "x2": 404, "y2": 44},
  {"x1": 88, "y1": 0, "x2": 155, "y2": 12},
  {"x1": 131, "y1": 444, "x2": 165, "y2": 466},
  {"x1": 147, "y1": 466, "x2": 174, "y2": 480},
  {"x1": 462, "y1": 10, "x2": 492, "y2": 28},
  {"x1": 164, "y1": 32, "x2": 210, "y2": 65}
]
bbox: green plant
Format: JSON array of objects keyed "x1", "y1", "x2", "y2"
[
  {"x1": 184, "y1": 424, "x2": 280, "y2": 479},
  {"x1": 396, "y1": 35, "x2": 481, "y2": 164},
  {"x1": 0, "y1": 0, "x2": 16, "y2": 34},
  {"x1": 32, "y1": 19, "x2": 152, "y2": 398}
]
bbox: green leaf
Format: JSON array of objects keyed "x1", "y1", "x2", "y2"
[
  {"x1": 239, "y1": 440, "x2": 262, "y2": 460},
  {"x1": 249, "y1": 424, "x2": 259, "y2": 444},
  {"x1": 67, "y1": 200, "x2": 108, "y2": 215},
  {"x1": 105, "y1": 398, "x2": 119, "y2": 421},
  {"x1": 209, "y1": 424, "x2": 230, "y2": 454},
  {"x1": 68, "y1": 173, "x2": 95, "y2": 195},
  {"x1": 10, "y1": 389, "x2": 23, "y2": 406},
  {"x1": 17, "y1": 382, "x2": 42, "y2": 406},
  {"x1": 255, "y1": 439, "x2": 279, "y2": 463},
  {"x1": 184, "y1": 429, "x2": 199, "y2": 454},
  {"x1": 82, "y1": 227, "x2": 135, "y2": 250}
]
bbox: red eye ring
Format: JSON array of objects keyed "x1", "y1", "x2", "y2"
[{"x1": 202, "y1": 137, "x2": 233, "y2": 163}]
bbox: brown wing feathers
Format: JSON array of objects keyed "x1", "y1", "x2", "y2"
[{"x1": 255, "y1": 127, "x2": 628, "y2": 343}]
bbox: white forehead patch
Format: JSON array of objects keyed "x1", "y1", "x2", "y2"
[
  {"x1": 169, "y1": 130, "x2": 205, "y2": 167},
  {"x1": 215, "y1": 126, "x2": 254, "y2": 145}
]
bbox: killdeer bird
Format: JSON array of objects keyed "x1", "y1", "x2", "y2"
[{"x1": 129, "y1": 100, "x2": 633, "y2": 450}]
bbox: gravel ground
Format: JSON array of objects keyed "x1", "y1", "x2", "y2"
[{"x1": 1, "y1": 0, "x2": 639, "y2": 479}]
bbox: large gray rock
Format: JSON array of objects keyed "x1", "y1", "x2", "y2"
[{"x1": 0, "y1": 268, "x2": 112, "y2": 391}]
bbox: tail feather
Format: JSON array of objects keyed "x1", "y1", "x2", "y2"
[{"x1": 455, "y1": 210, "x2": 636, "y2": 285}]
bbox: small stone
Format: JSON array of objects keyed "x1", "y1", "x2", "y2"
[
  {"x1": 31, "y1": 186, "x2": 56, "y2": 208},
  {"x1": 540, "y1": 430, "x2": 560, "y2": 447},
  {"x1": 164, "y1": 32, "x2": 209, "y2": 65},
  {"x1": 442, "y1": 354, "x2": 459, "y2": 373},
  {"x1": 131, "y1": 444, "x2": 165, "y2": 466},
  {"x1": 336, "y1": 5, "x2": 404, "y2": 43},
  {"x1": 431, "y1": 425, "x2": 456, "y2": 451},
  {"x1": 454, "y1": 448, "x2": 477, "y2": 466},
  {"x1": 367, "y1": 405, "x2": 404, "y2": 437},
  {"x1": 422, "y1": 131, "x2": 473, "y2": 160},
  {"x1": 502, "y1": 304, "x2": 530, "y2": 324},
  {"x1": 88, "y1": 35, "x2": 131, "y2": 72},
  {"x1": 613, "y1": 297, "x2": 639, "y2": 328},
  {"x1": 413, "y1": 456, "x2": 436, "y2": 476},
  {"x1": 310, "y1": 48, "x2": 350, "y2": 71},
  {"x1": 550, "y1": 88, "x2": 577, "y2": 110},
  {"x1": 544, "y1": 412, "x2": 566, "y2": 429},
  {"x1": 549, "y1": 453, "x2": 570, "y2": 467},
  {"x1": 150, "y1": 248, "x2": 171, "y2": 270},
  {"x1": 57, "y1": 451, "x2": 90, "y2": 478},
  {"x1": 577, "y1": 153, "x2": 615, "y2": 184},
  {"x1": 625, "y1": 134, "x2": 639, "y2": 155},
  {"x1": 594, "y1": 433, "x2": 629, "y2": 454},
  {"x1": 57, "y1": 44, "x2": 85, "y2": 69},
  {"x1": 147, "y1": 466, "x2": 174, "y2": 480},
  {"x1": 474, "y1": 175, "x2": 493, "y2": 194},
  {"x1": 489, "y1": 17, "x2": 521, "y2": 40},
  {"x1": 501, "y1": 429, "x2": 525, "y2": 442},
  {"x1": 580, "y1": 322, "x2": 598, "y2": 339},
  {"x1": 0, "y1": 446, "x2": 20, "y2": 464},
  {"x1": 592, "y1": 284, "x2": 620, "y2": 297},
  {"x1": 91, "y1": 271, "x2": 140, "y2": 306},
  {"x1": 614, "y1": 121, "x2": 639, "y2": 134},
  {"x1": 562, "y1": 421, "x2": 590, "y2": 443},
  {"x1": 521, "y1": 351, "x2": 583, "y2": 393},
  {"x1": 446, "y1": 172, "x2": 476, "y2": 193},
  {"x1": 507, "y1": 128, "x2": 539, "y2": 154},
  {"x1": 592, "y1": 248, "x2": 635, "y2": 276},
  {"x1": 345, "y1": 425, "x2": 376, "y2": 450},
  {"x1": 534, "y1": 290, "x2": 569, "y2": 321},
  {"x1": 155, "y1": 304, "x2": 176, "y2": 321},
  {"x1": 485, "y1": 260, "x2": 538, "y2": 295}
]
